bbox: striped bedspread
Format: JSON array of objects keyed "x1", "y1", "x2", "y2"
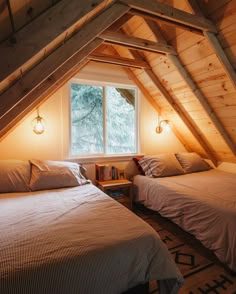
[{"x1": 0, "y1": 184, "x2": 183, "y2": 294}]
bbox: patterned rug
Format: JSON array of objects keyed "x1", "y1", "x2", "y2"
[{"x1": 134, "y1": 204, "x2": 236, "y2": 294}]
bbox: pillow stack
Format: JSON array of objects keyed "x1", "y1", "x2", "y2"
[
  {"x1": 0, "y1": 159, "x2": 90, "y2": 193},
  {"x1": 136, "y1": 152, "x2": 211, "y2": 178}
]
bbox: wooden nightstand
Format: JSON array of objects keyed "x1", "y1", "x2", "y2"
[{"x1": 96, "y1": 179, "x2": 133, "y2": 210}]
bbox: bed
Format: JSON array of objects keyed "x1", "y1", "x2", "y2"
[
  {"x1": 133, "y1": 156, "x2": 236, "y2": 272},
  {"x1": 0, "y1": 159, "x2": 183, "y2": 294}
]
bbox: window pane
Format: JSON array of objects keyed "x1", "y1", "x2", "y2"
[
  {"x1": 106, "y1": 87, "x2": 136, "y2": 154},
  {"x1": 71, "y1": 84, "x2": 104, "y2": 155}
]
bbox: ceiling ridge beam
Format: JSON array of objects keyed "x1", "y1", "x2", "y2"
[
  {"x1": 119, "y1": 0, "x2": 217, "y2": 33},
  {"x1": 0, "y1": 3, "x2": 130, "y2": 139},
  {"x1": 88, "y1": 52, "x2": 150, "y2": 69},
  {"x1": 0, "y1": 0, "x2": 108, "y2": 83},
  {"x1": 99, "y1": 30, "x2": 177, "y2": 55}
]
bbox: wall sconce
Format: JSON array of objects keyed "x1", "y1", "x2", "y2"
[
  {"x1": 156, "y1": 119, "x2": 170, "y2": 134},
  {"x1": 32, "y1": 109, "x2": 46, "y2": 135}
]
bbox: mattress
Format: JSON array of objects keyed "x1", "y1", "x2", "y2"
[
  {"x1": 0, "y1": 184, "x2": 183, "y2": 294},
  {"x1": 133, "y1": 169, "x2": 236, "y2": 271}
]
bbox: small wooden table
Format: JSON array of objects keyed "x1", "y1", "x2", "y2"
[{"x1": 96, "y1": 179, "x2": 133, "y2": 210}]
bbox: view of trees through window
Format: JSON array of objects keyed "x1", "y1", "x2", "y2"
[{"x1": 70, "y1": 83, "x2": 137, "y2": 155}]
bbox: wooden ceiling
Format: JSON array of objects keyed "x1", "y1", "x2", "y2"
[{"x1": 0, "y1": 0, "x2": 236, "y2": 165}]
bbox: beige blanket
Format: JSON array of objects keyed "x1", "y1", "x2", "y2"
[
  {"x1": 133, "y1": 169, "x2": 236, "y2": 271},
  {"x1": 0, "y1": 184, "x2": 183, "y2": 294}
]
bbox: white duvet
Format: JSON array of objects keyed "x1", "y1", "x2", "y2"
[
  {"x1": 133, "y1": 169, "x2": 236, "y2": 271},
  {"x1": 0, "y1": 184, "x2": 183, "y2": 294}
]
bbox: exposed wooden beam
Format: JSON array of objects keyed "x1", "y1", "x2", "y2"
[
  {"x1": 145, "y1": 68, "x2": 217, "y2": 165},
  {"x1": 185, "y1": 0, "x2": 205, "y2": 16},
  {"x1": 0, "y1": 3, "x2": 130, "y2": 138},
  {"x1": 99, "y1": 30, "x2": 177, "y2": 55},
  {"x1": 128, "y1": 9, "x2": 203, "y2": 36},
  {"x1": 88, "y1": 52, "x2": 150, "y2": 69},
  {"x1": 0, "y1": 0, "x2": 108, "y2": 83},
  {"x1": 169, "y1": 54, "x2": 236, "y2": 156},
  {"x1": 107, "y1": 13, "x2": 133, "y2": 31},
  {"x1": 119, "y1": 0, "x2": 217, "y2": 33},
  {"x1": 204, "y1": 32, "x2": 236, "y2": 89}
]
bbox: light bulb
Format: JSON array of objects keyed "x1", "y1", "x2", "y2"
[{"x1": 32, "y1": 115, "x2": 45, "y2": 135}]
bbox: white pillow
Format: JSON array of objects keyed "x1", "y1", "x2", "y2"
[
  {"x1": 29, "y1": 160, "x2": 89, "y2": 191},
  {"x1": 138, "y1": 154, "x2": 184, "y2": 177},
  {"x1": 175, "y1": 152, "x2": 211, "y2": 173}
]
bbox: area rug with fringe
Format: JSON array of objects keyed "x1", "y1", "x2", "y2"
[{"x1": 134, "y1": 204, "x2": 236, "y2": 294}]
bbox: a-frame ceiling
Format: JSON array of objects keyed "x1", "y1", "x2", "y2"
[{"x1": 0, "y1": 0, "x2": 236, "y2": 165}]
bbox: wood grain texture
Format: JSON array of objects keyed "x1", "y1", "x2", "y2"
[
  {"x1": 100, "y1": 30, "x2": 177, "y2": 54},
  {"x1": 119, "y1": 0, "x2": 217, "y2": 32},
  {"x1": 0, "y1": 0, "x2": 106, "y2": 82}
]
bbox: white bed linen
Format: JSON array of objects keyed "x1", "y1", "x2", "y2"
[
  {"x1": 0, "y1": 184, "x2": 183, "y2": 294},
  {"x1": 133, "y1": 170, "x2": 236, "y2": 271}
]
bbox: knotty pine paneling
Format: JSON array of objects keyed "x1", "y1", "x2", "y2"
[
  {"x1": 186, "y1": 53, "x2": 223, "y2": 77},
  {"x1": 9, "y1": 0, "x2": 52, "y2": 31},
  {"x1": 178, "y1": 38, "x2": 215, "y2": 66}
]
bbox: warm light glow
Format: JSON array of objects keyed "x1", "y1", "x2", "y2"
[
  {"x1": 32, "y1": 109, "x2": 46, "y2": 135},
  {"x1": 156, "y1": 120, "x2": 170, "y2": 134},
  {"x1": 33, "y1": 116, "x2": 45, "y2": 134}
]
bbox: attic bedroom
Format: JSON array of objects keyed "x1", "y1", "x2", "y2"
[{"x1": 0, "y1": 0, "x2": 236, "y2": 293}]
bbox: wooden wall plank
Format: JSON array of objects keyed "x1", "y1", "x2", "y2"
[
  {"x1": 0, "y1": 0, "x2": 107, "y2": 83},
  {"x1": 145, "y1": 68, "x2": 218, "y2": 164},
  {"x1": 204, "y1": 31, "x2": 236, "y2": 89},
  {"x1": 9, "y1": 0, "x2": 52, "y2": 31}
]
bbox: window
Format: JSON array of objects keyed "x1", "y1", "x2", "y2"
[{"x1": 70, "y1": 83, "x2": 138, "y2": 156}]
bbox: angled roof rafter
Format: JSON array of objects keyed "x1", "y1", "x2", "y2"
[
  {"x1": 0, "y1": 0, "x2": 108, "y2": 84},
  {"x1": 144, "y1": 66, "x2": 218, "y2": 165},
  {"x1": 119, "y1": 0, "x2": 217, "y2": 33}
]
